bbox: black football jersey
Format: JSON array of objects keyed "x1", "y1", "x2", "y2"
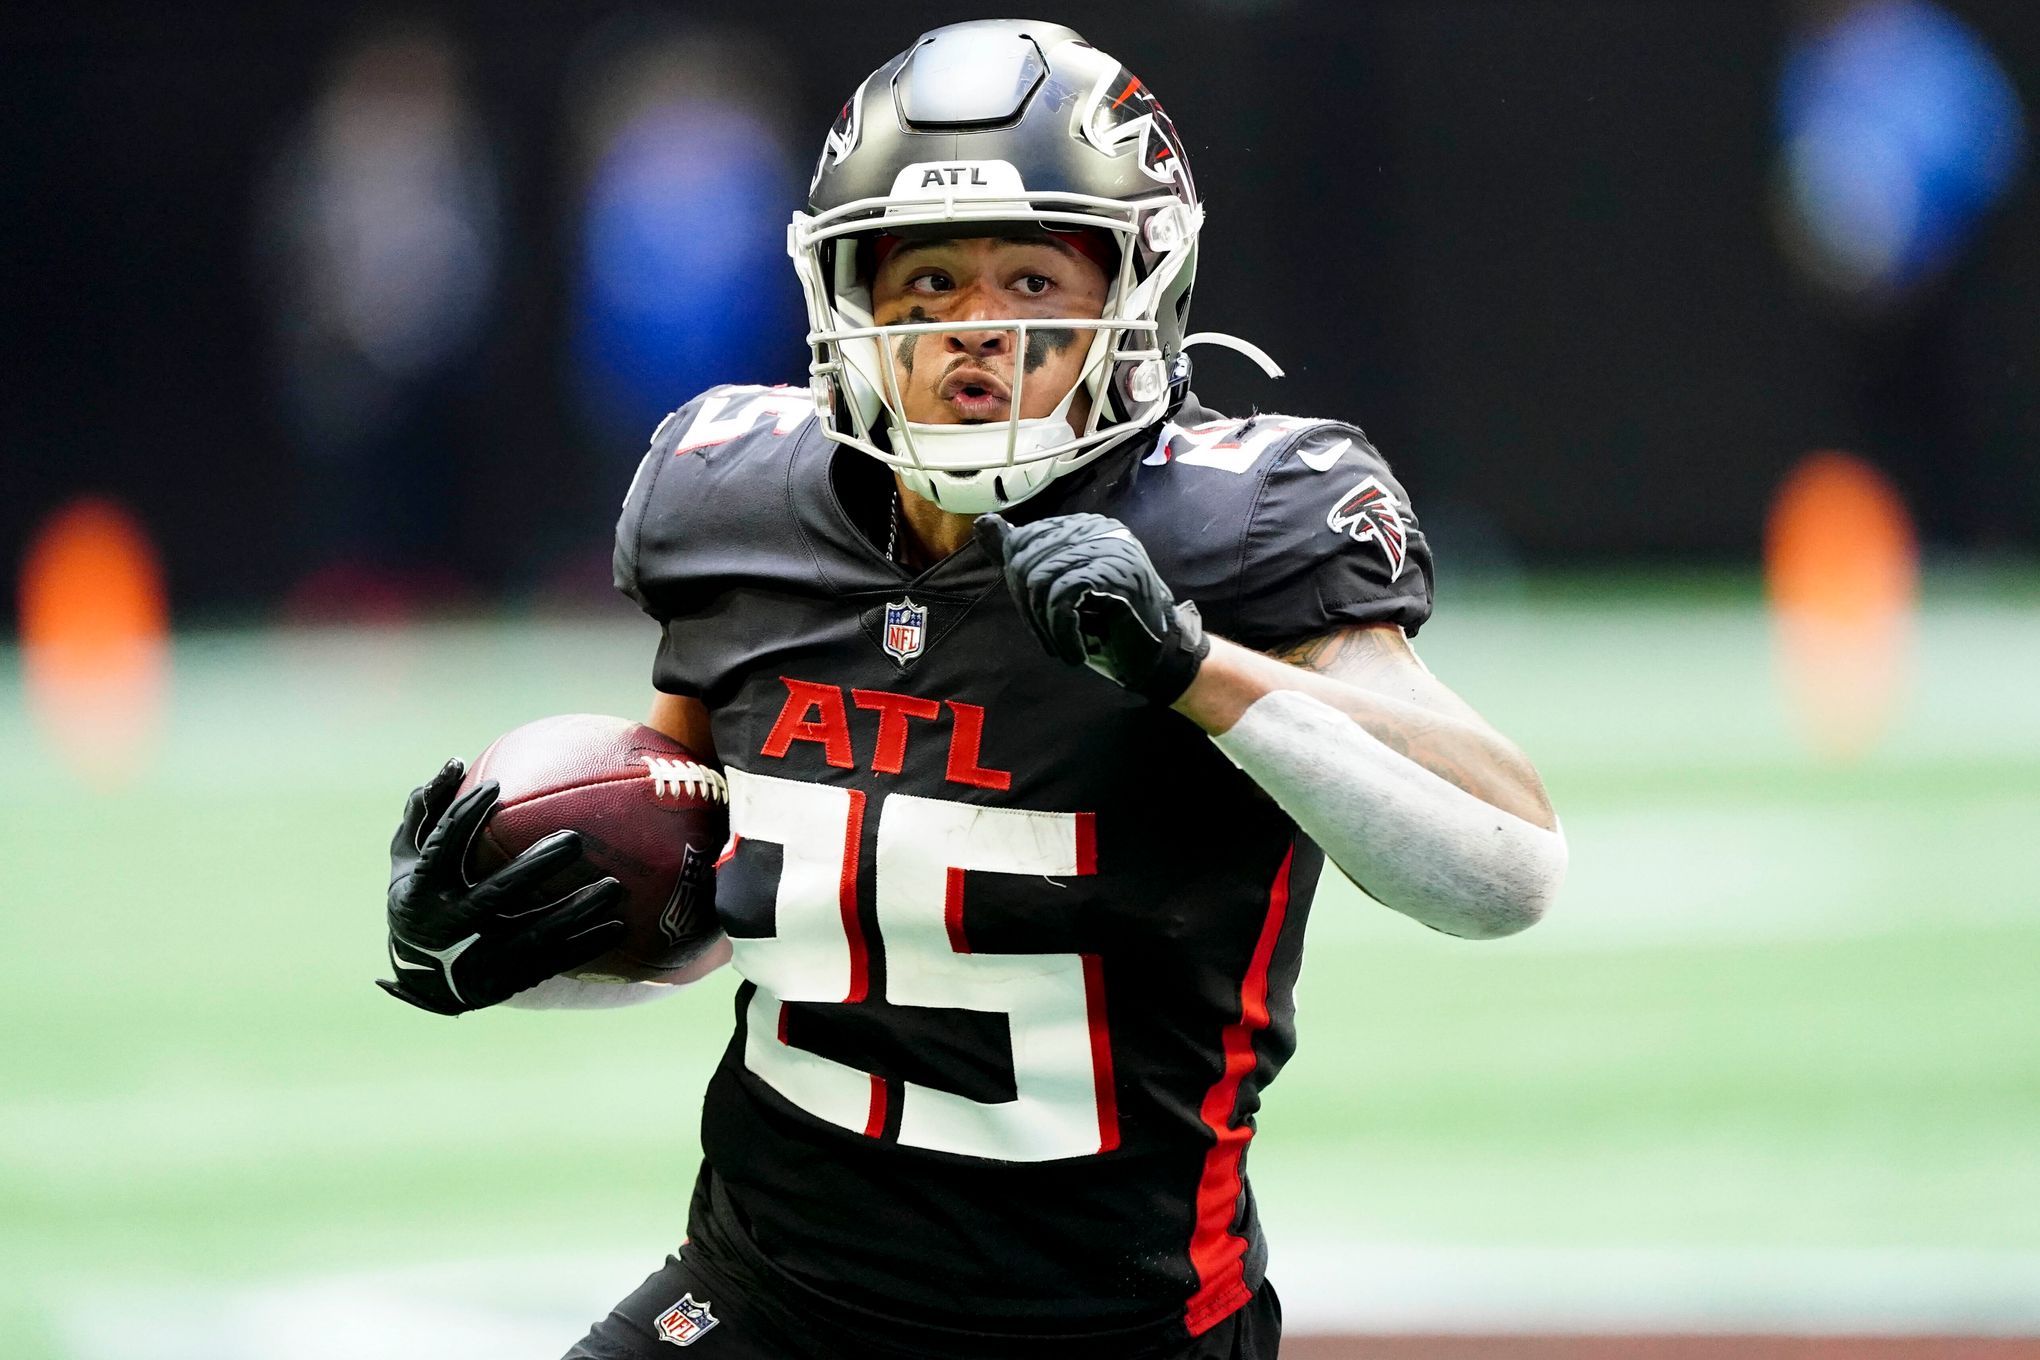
[{"x1": 614, "y1": 383, "x2": 1433, "y2": 1354}]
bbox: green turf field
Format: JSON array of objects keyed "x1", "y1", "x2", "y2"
[{"x1": 3, "y1": 575, "x2": 2037, "y2": 1355}]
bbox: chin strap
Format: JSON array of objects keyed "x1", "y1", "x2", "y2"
[
  {"x1": 880, "y1": 331, "x2": 1281, "y2": 513},
  {"x1": 895, "y1": 358, "x2": 1090, "y2": 469},
  {"x1": 1181, "y1": 331, "x2": 1285, "y2": 378},
  {"x1": 889, "y1": 371, "x2": 1095, "y2": 512}
]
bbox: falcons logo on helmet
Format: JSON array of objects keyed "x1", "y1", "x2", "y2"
[
  {"x1": 1326, "y1": 475, "x2": 1410, "y2": 579},
  {"x1": 1081, "y1": 66, "x2": 1192, "y2": 190},
  {"x1": 809, "y1": 76, "x2": 868, "y2": 194}
]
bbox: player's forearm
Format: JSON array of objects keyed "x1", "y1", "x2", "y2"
[
  {"x1": 1173, "y1": 637, "x2": 1556, "y2": 830},
  {"x1": 1178, "y1": 640, "x2": 1564, "y2": 939}
]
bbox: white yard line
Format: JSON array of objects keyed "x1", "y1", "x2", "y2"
[
  {"x1": 1271, "y1": 1239, "x2": 2040, "y2": 1335},
  {"x1": 48, "y1": 1244, "x2": 2040, "y2": 1359}
]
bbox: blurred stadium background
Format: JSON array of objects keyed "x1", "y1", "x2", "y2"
[{"x1": 5, "y1": 2, "x2": 2038, "y2": 1356}]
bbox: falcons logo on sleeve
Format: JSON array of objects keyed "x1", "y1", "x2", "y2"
[{"x1": 1326, "y1": 475, "x2": 1411, "y2": 579}]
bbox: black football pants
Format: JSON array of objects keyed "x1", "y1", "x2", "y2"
[{"x1": 563, "y1": 1245, "x2": 1283, "y2": 1360}]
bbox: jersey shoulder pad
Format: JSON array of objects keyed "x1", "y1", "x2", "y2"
[
  {"x1": 1149, "y1": 410, "x2": 1434, "y2": 648},
  {"x1": 655, "y1": 383, "x2": 815, "y2": 458},
  {"x1": 1148, "y1": 409, "x2": 1336, "y2": 477},
  {"x1": 1237, "y1": 417, "x2": 1433, "y2": 646},
  {"x1": 614, "y1": 384, "x2": 814, "y2": 619}
]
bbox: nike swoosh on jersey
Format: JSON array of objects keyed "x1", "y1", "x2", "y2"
[{"x1": 1296, "y1": 438, "x2": 1351, "y2": 472}]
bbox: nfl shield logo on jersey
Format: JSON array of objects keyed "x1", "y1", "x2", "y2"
[
  {"x1": 654, "y1": 1294, "x2": 719, "y2": 1347},
  {"x1": 882, "y1": 596, "x2": 928, "y2": 664}
]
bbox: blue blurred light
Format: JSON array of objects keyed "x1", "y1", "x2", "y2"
[
  {"x1": 1778, "y1": 0, "x2": 2025, "y2": 297},
  {"x1": 573, "y1": 99, "x2": 802, "y2": 436}
]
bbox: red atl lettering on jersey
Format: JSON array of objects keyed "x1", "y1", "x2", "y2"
[
  {"x1": 850, "y1": 689, "x2": 940, "y2": 773},
  {"x1": 761, "y1": 679, "x2": 1014, "y2": 791},
  {"x1": 760, "y1": 679, "x2": 855, "y2": 769},
  {"x1": 941, "y1": 701, "x2": 1011, "y2": 791}
]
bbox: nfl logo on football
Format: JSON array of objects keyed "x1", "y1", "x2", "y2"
[
  {"x1": 653, "y1": 1294, "x2": 719, "y2": 1347},
  {"x1": 882, "y1": 596, "x2": 927, "y2": 664}
]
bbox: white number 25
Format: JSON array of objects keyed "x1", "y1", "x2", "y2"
[{"x1": 724, "y1": 767, "x2": 1117, "y2": 1163}]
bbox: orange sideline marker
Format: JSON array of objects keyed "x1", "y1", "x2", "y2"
[
  {"x1": 18, "y1": 497, "x2": 169, "y2": 788},
  {"x1": 1765, "y1": 451, "x2": 1918, "y2": 761}
]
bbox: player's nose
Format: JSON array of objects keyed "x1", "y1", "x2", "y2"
[
  {"x1": 945, "y1": 326, "x2": 1009, "y2": 359},
  {"x1": 943, "y1": 292, "x2": 1011, "y2": 358}
]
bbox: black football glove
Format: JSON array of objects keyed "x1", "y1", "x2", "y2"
[
  {"x1": 975, "y1": 512, "x2": 1210, "y2": 705},
  {"x1": 379, "y1": 759, "x2": 626, "y2": 1017}
]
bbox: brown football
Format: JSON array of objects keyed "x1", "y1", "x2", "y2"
[{"x1": 456, "y1": 713, "x2": 726, "y2": 982}]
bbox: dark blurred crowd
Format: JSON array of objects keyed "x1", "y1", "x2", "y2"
[{"x1": 5, "y1": 2, "x2": 2033, "y2": 622}]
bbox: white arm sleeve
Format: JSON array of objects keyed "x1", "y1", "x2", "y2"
[
  {"x1": 1210, "y1": 690, "x2": 1565, "y2": 939},
  {"x1": 503, "y1": 937, "x2": 733, "y2": 1010}
]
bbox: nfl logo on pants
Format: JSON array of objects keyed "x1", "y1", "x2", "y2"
[
  {"x1": 654, "y1": 1294, "x2": 719, "y2": 1347},
  {"x1": 883, "y1": 596, "x2": 927, "y2": 664}
]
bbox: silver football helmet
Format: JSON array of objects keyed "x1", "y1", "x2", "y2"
[{"x1": 789, "y1": 20, "x2": 1274, "y2": 513}]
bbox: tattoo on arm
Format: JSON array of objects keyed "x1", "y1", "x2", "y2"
[
  {"x1": 1270, "y1": 627, "x2": 1405, "y2": 689},
  {"x1": 1270, "y1": 626, "x2": 1556, "y2": 826}
]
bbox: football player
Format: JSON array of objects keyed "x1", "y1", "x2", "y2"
[{"x1": 381, "y1": 19, "x2": 1564, "y2": 1359}]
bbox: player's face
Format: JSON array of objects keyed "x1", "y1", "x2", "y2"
[{"x1": 869, "y1": 235, "x2": 1109, "y2": 429}]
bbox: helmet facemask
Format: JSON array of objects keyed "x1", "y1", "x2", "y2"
[{"x1": 791, "y1": 187, "x2": 1202, "y2": 514}]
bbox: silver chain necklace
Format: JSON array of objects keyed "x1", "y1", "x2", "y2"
[{"x1": 886, "y1": 488, "x2": 901, "y2": 565}]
